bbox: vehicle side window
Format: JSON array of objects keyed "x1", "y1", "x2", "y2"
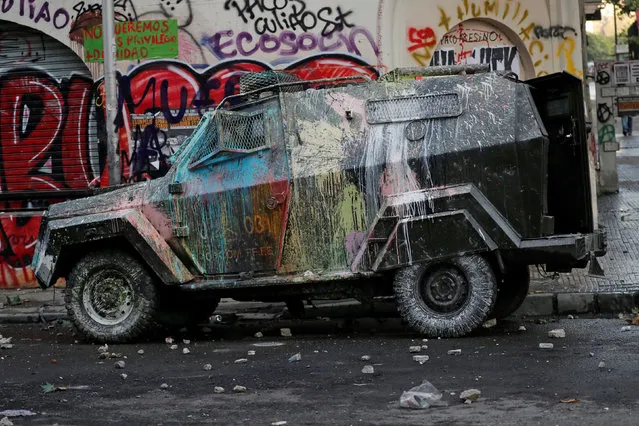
[{"x1": 188, "y1": 111, "x2": 267, "y2": 169}]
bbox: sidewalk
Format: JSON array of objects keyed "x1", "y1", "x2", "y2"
[{"x1": 2, "y1": 136, "x2": 639, "y2": 322}]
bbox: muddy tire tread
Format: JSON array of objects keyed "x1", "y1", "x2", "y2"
[{"x1": 394, "y1": 255, "x2": 497, "y2": 338}]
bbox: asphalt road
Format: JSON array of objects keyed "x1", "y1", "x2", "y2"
[{"x1": 0, "y1": 317, "x2": 638, "y2": 425}]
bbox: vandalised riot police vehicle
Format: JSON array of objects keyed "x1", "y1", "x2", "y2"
[{"x1": 32, "y1": 65, "x2": 606, "y2": 343}]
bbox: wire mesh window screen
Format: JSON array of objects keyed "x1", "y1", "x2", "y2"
[
  {"x1": 188, "y1": 115, "x2": 220, "y2": 167},
  {"x1": 366, "y1": 93, "x2": 462, "y2": 124},
  {"x1": 216, "y1": 111, "x2": 266, "y2": 152}
]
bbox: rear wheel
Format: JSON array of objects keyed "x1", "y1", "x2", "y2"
[
  {"x1": 65, "y1": 250, "x2": 158, "y2": 343},
  {"x1": 394, "y1": 255, "x2": 497, "y2": 337},
  {"x1": 491, "y1": 265, "x2": 530, "y2": 319}
]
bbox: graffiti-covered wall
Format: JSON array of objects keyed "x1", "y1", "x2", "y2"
[{"x1": 0, "y1": 0, "x2": 584, "y2": 287}]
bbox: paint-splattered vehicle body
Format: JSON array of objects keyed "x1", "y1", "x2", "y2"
[{"x1": 32, "y1": 67, "x2": 606, "y2": 342}]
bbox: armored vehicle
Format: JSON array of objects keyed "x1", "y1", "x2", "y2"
[{"x1": 33, "y1": 66, "x2": 606, "y2": 342}]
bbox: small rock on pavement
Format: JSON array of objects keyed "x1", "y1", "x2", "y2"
[
  {"x1": 235, "y1": 358, "x2": 248, "y2": 364},
  {"x1": 214, "y1": 386, "x2": 225, "y2": 394},
  {"x1": 598, "y1": 361, "x2": 606, "y2": 369},
  {"x1": 115, "y1": 361, "x2": 125, "y2": 369},
  {"x1": 182, "y1": 348, "x2": 191, "y2": 355},
  {"x1": 361, "y1": 355, "x2": 371, "y2": 361},
  {"x1": 280, "y1": 328, "x2": 292, "y2": 337},
  {"x1": 170, "y1": 344, "x2": 178, "y2": 350},
  {"x1": 183, "y1": 339, "x2": 190, "y2": 345},
  {"x1": 621, "y1": 326, "x2": 632, "y2": 332},
  {"x1": 203, "y1": 364, "x2": 212, "y2": 371},
  {"x1": 548, "y1": 329, "x2": 566, "y2": 339},
  {"x1": 409, "y1": 346, "x2": 421, "y2": 353},
  {"x1": 160, "y1": 383, "x2": 169, "y2": 390},
  {"x1": 518, "y1": 326, "x2": 527, "y2": 332},
  {"x1": 288, "y1": 353, "x2": 302, "y2": 362},
  {"x1": 539, "y1": 343, "x2": 554, "y2": 349},
  {"x1": 121, "y1": 373, "x2": 128, "y2": 380},
  {"x1": 247, "y1": 350, "x2": 256, "y2": 356},
  {"x1": 361, "y1": 365, "x2": 375, "y2": 374},
  {"x1": 460, "y1": 389, "x2": 481, "y2": 402},
  {"x1": 233, "y1": 385, "x2": 247, "y2": 393},
  {"x1": 447, "y1": 349, "x2": 462, "y2": 356},
  {"x1": 254, "y1": 332, "x2": 263, "y2": 338},
  {"x1": 0, "y1": 417, "x2": 13, "y2": 426},
  {"x1": 271, "y1": 422, "x2": 287, "y2": 426},
  {"x1": 97, "y1": 344, "x2": 109, "y2": 354},
  {"x1": 413, "y1": 355, "x2": 430, "y2": 364},
  {"x1": 483, "y1": 319, "x2": 497, "y2": 329},
  {"x1": 137, "y1": 349, "x2": 144, "y2": 355}
]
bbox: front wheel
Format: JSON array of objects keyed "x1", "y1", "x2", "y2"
[
  {"x1": 394, "y1": 255, "x2": 497, "y2": 338},
  {"x1": 65, "y1": 250, "x2": 158, "y2": 343}
]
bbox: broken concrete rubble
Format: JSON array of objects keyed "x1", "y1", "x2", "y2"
[
  {"x1": 361, "y1": 365, "x2": 374, "y2": 374},
  {"x1": 460, "y1": 389, "x2": 481, "y2": 403},
  {"x1": 548, "y1": 329, "x2": 566, "y2": 338}
]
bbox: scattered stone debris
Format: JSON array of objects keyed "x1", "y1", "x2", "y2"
[
  {"x1": 548, "y1": 329, "x2": 566, "y2": 339},
  {"x1": 97, "y1": 344, "x2": 109, "y2": 354},
  {"x1": 5, "y1": 295, "x2": 22, "y2": 306},
  {"x1": 121, "y1": 374, "x2": 128, "y2": 380},
  {"x1": 182, "y1": 348, "x2": 191, "y2": 355},
  {"x1": 460, "y1": 389, "x2": 481, "y2": 403},
  {"x1": 409, "y1": 346, "x2": 422, "y2": 353},
  {"x1": 280, "y1": 328, "x2": 292, "y2": 337},
  {"x1": 235, "y1": 358, "x2": 248, "y2": 364},
  {"x1": 183, "y1": 339, "x2": 191, "y2": 345},
  {"x1": 170, "y1": 345, "x2": 178, "y2": 350},
  {"x1": 483, "y1": 319, "x2": 497, "y2": 329},
  {"x1": 253, "y1": 342, "x2": 285, "y2": 348},
  {"x1": 0, "y1": 336, "x2": 13, "y2": 349},
  {"x1": 115, "y1": 361, "x2": 125, "y2": 369},
  {"x1": 567, "y1": 315, "x2": 575, "y2": 320},
  {"x1": 165, "y1": 337, "x2": 174, "y2": 344},
  {"x1": 136, "y1": 349, "x2": 144, "y2": 356},
  {"x1": 413, "y1": 355, "x2": 430, "y2": 364},
  {"x1": 288, "y1": 353, "x2": 302, "y2": 362},
  {"x1": 539, "y1": 343, "x2": 554, "y2": 349},
  {"x1": 99, "y1": 352, "x2": 122, "y2": 359},
  {"x1": 399, "y1": 380, "x2": 443, "y2": 409},
  {"x1": 536, "y1": 319, "x2": 548, "y2": 325},
  {"x1": 621, "y1": 326, "x2": 632, "y2": 332},
  {"x1": 598, "y1": 361, "x2": 606, "y2": 369},
  {"x1": 233, "y1": 385, "x2": 247, "y2": 393},
  {"x1": 447, "y1": 349, "x2": 462, "y2": 356},
  {"x1": 620, "y1": 312, "x2": 639, "y2": 325},
  {"x1": 203, "y1": 364, "x2": 213, "y2": 371},
  {"x1": 0, "y1": 417, "x2": 13, "y2": 426},
  {"x1": 214, "y1": 386, "x2": 225, "y2": 394},
  {"x1": 254, "y1": 332, "x2": 264, "y2": 338},
  {"x1": 271, "y1": 422, "x2": 288, "y2": 426},
  {"x1": 361, "y1": 355, "x2": 371, "y2": 361},
  {"x1": 518, "y1": 326, "x2": 527, "y2": 332},
  {"x1": 422, "y1": 345, "x2": 428, "y2": 350},
  {"x1": 0, "y1": 410, "x2": 36, "y2": 417},
  {"x1": 560, "y1": 398, "x2": 580, "y2": 404},
  {"x1": 160, "y1": 383, "x2": 169, "y2": 390},
  {"x1": 589, "y1": 352, "x2": 595, "y2": 357},
  {"x1": 361, "y1": 365, "x2": 375, "y2": 374}
]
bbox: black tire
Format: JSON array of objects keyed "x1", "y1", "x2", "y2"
[
  {"x1": 65, "y1": 250, "x2": 158, "y2": 343},
  {"x1": 490, "y1": 265, "x2": 530, "y2": 319},
  {"x1": 394, "y1": 255, "x2": 497, "y2": 338}
]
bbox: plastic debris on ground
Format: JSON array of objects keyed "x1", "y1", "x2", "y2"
[
  {"x1": 0, "y1": 410, "x2": 36, "y2": 417},
  {"x1": 0, "y1": 417, "x2": 13, "y2": 426},
  {"x1": 288, "y1": 353, "x2": 302, "y2": 362},
  {"x1": 0, "y1": 336, "x2": 13, "y2": 349},
  {"x1": 399, "y1": 380, "x2": 443, "y2": 409},
  {"x1": 539, "y1": 343, "x2": 554, "y2": 349}
]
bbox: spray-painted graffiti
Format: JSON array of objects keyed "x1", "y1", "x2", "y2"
[
  {"x1": 598, "y1": 124, "x2": 615, "y2": 145},
  {"x1": 202, "y1": 27, "x2": 379, "y2": 61},
  {"x1": 0, "y1": 30, "x2": 46, "y2": 63},
  {"x1": 0, "y1": 0, "x2": 71, "y2": 29},
  {"x1": 407, "y1": 27, "x2": 437, "y2": 66},
  {"x1": 430, "y1": 46, "x2": 519, "y2": 73},
  {"x1": 533, "y1": 25, "x2": 577, "y2": 39},
  {"x1": 68, "y1": 0, "x2": 138, "y2": 42},
  {"x1": 223, "y1": 0, "x2": 356, "y2": 37}
]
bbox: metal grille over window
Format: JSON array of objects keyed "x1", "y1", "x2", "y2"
[
  {"x1": 366, "y1": 93, "x2": 462, "y2": 124},
  {"x1": 216, "y1": 111, "x2": 266, "y2": 152}
]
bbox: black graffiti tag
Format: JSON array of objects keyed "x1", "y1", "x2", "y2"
[
  {"x1": 534, "y1": 25, "x2": 577, "y2": 39},
  {"x1": 596, "y1": 70, "x2": 610, "y2": 85},
  {"x1": 223, "y1": 0, "x2": 355, "y2": 36},
  {"x1": 597, "y1": 103, "x2": 612, "y2": 123}
]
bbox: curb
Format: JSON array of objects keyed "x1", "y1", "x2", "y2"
[{"x1": 0, "y1": 292, "x2": 638, "y2": 324}]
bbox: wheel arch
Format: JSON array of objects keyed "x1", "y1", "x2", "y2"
[{"x1": 34, "y1": 209, "x2": 194, "y2": 288}]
